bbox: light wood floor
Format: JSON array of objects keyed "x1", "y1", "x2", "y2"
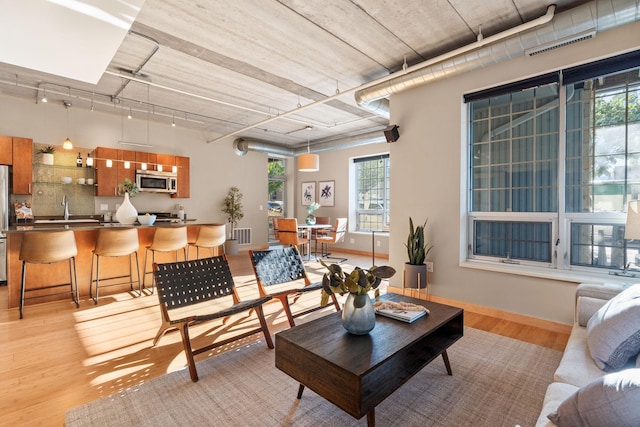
[{"x1": 0, "y1": 251, "x2": 569, "y2": 426}]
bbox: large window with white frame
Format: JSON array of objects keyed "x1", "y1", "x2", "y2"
[
  {"x1": 353, "y1": 154, "x2": 390, "y2": 232},
  {"x1": 465, "y1": 50, "x2": 640, "y2": 275}
]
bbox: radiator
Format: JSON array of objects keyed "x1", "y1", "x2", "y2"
[{"x1": 232, "y1": 228, "x2": 252, "y2": 245}]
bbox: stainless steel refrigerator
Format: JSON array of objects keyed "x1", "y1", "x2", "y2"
[{"x1": 0, "y1": 165, "x2": 8, "y2": 283}]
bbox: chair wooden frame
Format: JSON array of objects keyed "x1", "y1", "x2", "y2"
[
  {"x1": 249, "y1": 246, "x2": 340, "y2": 327},
  {"x1": 152, "y1": 256, "x2": 274, "y2": 382}
]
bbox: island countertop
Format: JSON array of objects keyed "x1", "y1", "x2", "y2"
[{"x1": 4, "y1": 222, "x2": 225, "y2": 310}]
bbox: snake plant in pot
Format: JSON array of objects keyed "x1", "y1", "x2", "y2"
[{"x1": 404, "y1": 217, "x2": 433, "y2": 289}]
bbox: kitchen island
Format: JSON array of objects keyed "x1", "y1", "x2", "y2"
[{"x1": 4, "y1": 221, "x2": 224, "y2": 309}]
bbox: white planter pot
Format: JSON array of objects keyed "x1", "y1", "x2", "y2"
[
  {"x1": 42, "y1": 153, "x2": 54, "y2": 165},
  {"x1": 224, "y1": 239, "x2": 239, "y2": 255}
]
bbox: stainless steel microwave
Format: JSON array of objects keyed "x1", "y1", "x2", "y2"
[{"x1": 135, "y1": 170, "x2": 177, "y2": 194}]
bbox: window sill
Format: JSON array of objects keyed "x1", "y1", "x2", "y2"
[{"x1": 460, "y1": 259, "x2": 640, "y2": 286}]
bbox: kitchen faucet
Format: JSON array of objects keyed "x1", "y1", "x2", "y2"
[{"x1": 62, "y1": 195, "x2": 69, "y2": 220}]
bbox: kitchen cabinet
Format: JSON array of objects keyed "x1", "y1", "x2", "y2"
[
  {"x1": 95, "y1": 147, "x2": 190, "y2": 197},
  {"x1": 156, "y1": 153, "x2": 175, "y2": 173},
  {"x1": 175, "y1": 155, "x2": 190, "y2": 198},
  {"x1": 0, "y1": 136, "x2": 13, "y2": 165},
  {"x1": 0, "y1": 136, "x2": 32, "y2": 194},
  {"x1": 12, "y1": 137, "x2": 33, "y2": 194},
  {"x1": 118, "y1": 149, "x2": 136, "y2": 184},
  {"x1": 94, "y1": 147, "x2": 119, "y2": 196}
]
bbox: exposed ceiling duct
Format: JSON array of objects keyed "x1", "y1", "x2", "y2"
[
  {"x1": 233, "y1": 130, "x2": 387, "y2": 157},
  {"x1": 354, "y1": 0, "x2": 640, "y2": 118}
]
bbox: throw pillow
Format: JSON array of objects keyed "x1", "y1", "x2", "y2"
[
  {"x1": 548, "y1": 369, "x2": 640, "y2": 426},
  {"x1": 586, "y1": 284, "x2": 640, "y2": 371}
]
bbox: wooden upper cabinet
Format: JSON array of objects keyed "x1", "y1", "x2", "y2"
[
  {"x1": 11, "y1": 137, "x2": 33, "y2": 194},
  {"x1": 117, "y1": 149, "x2": 136, "y2": 184},
  {"x1": 156, "y1": 153, "x2": 174, "y2": 172},
  {"x1": 95, "y1": 147, "x2": 190, "y2": 198},
  {"x1": 94, "y1": 147, "x2": 119, "y2": 196},
  {"x1": 175, "y1": 156, "x2": 190, "y2": 198},
  {"x1": 0, "y1": 136, "x2": 13, "y2": 165}
]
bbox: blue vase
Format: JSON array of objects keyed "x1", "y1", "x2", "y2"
[
  {"x1": 342, "y1": 293, "x2": 375, "y2": 335},
  {"x1": 306, "y1": 214, "x2": 316, "y2": 225}
]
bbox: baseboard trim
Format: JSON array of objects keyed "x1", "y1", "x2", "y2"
[{"x1": 388, "y1": 286, "x2": 572, "y2": 335}]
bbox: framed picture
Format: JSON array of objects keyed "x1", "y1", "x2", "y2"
[
  {"x1": 318, "y1": 180, "x2": 335, "y2": 206},
  {"x1": 301, "y1": 181, "x2": 316, "y2": 206}
]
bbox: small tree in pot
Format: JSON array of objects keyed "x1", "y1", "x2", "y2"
[
  {"x1": 221, "y1": 187, "x2": 244, "y2": 255},
  {"x1": 404, "y1": 217, "x2": 433, "y2": 289}
]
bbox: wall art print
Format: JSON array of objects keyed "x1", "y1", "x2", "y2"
[
  {"x1": 318, "y1": 180, "x2": 335, "y2": 206},
  {"x1": 301, "y1": 181, "x2": 316, "y2": 206}
]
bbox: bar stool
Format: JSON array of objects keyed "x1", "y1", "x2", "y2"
[
  {"x1": 19, "y1": 230, "x2": 79, "y2": 319},
  {"x1": 143, "y1": 226, "x2": 188, "y2": 293},
  {"x1": 90, "y1": 227, "x2": 141, "y2": 304},
  {"x1": 187, "y1": 224, "x2": 226, "y2": 259}
]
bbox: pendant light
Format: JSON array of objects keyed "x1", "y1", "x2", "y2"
[
  {"x1": 298, "y1": 126, "x2": 319, "y2": 172},
  {"x1": 62, "y1": 101, "x2": 73, "y2": 150}
]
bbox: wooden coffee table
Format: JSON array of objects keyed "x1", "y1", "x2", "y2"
[{"x1": 275, "y1": 293, "x2": 463, "y2": 426}]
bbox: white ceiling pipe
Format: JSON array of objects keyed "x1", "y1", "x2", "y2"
[
  {"x1": 233, "y1": 130, "x2": 386, "y2": 156},
  {"x1": 355, "y1": 0, "x2": 640, "y2": 116}
]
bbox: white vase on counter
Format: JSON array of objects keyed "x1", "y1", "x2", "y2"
[{"x1": 115, "y1": 192, "x2": 138, "y2": 224}]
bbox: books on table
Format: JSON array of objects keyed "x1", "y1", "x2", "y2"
[{"x1": 375, "y1": 307, "x2": 428, "y2": 323}]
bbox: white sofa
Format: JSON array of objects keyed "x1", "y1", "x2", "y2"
[{"x1": 535, "y1": 282, "x2": 633, "y2": 427}]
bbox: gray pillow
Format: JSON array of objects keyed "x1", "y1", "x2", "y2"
[
  {"x1": 586, "y1": 284, "x2": 640, "y2": 371},
  {"x1": 548, "y1": 369, "x2": 640, "y2": 426}
]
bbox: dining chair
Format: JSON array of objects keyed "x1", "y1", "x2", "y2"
[
  {"x1": 315, "y1": 217, "x2": 348, "y2": 263},
  {"x1": 277, "y1": 218, "x2": 309, "y2": 258}
]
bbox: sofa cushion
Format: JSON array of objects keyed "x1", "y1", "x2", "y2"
[
  {"x1": 553, "y1": 326, "x2": 606, "y2": 387},
  {"x1": 547, "y1": 369, "x2": 640, "y2": 427},
  {"x1": 535, "y1": 382, "x2": 578, "y2": 427},
  {"x1": 586, "y1": 284, "x2": 640, "y2": 371}
]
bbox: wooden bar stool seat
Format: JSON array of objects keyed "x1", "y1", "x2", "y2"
[
  {"x1": 19, "y1": 230, "x2": 79, "y2": 319},
  {"x1": 90, "y1": 227, "x2": 141, "y2": 304},
  {"x1": 143, "y1": 226, "x2": 188, "y2": 293},
  {"x1": 188, "y1": 224, "x2": 226, "y2": 259}
]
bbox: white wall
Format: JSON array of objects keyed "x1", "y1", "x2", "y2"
[{"x1": 387, "y1": 21, "x2": 640, "y2": 324}]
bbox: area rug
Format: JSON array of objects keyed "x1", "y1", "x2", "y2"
[{"x1": 65, "y1": 327, "x2": 561, "y2": 427}]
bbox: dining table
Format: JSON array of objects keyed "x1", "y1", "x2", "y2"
[{"x1": 296, "y1": 223, "x2": 332, "y2": 261}]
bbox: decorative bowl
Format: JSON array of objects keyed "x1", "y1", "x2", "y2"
[
  {"x1": 60, "y1": 176, "x2": 72, "y2": 184},
  {"x1": 137, "y1": 214, "x2": 157, "y2": 225}
]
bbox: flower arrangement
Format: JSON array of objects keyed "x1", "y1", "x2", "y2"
[
  {"x1": 321, "y1": 260, "x2": 396, "y2": 297},
  {"x1": 307, "y1": 201, "x2": 320, "y2": 215},
  {"x1": 118, "y1": 178, "x2": 139, "y2": 197}
]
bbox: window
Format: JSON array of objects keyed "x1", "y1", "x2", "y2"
[
  {"x1": 353, "y1": 154, "x2": 390, "y2": 231},
  {"x1": 466, "y1": 51, "x2": 640, "y2": 275},
  {"x1": 268, "y1": 158, "x2": 286, "y2": 241}
]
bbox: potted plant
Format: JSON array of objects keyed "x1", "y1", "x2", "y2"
[
  {"x1": 221, "y1": 187, "x2": 244, "y2": 255},
  {"x1": 321, "y1": 261, "x2": 396, "y2": 334},
  {"x1": 115, "y1": 178, "x2": 139, "y2": 224},
  {"x1": 404, "y1": 217, "x2": 433, "y2": 289},
  {"x1": 39, "y1": 145, "x2": 55, "y2": 165}
]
